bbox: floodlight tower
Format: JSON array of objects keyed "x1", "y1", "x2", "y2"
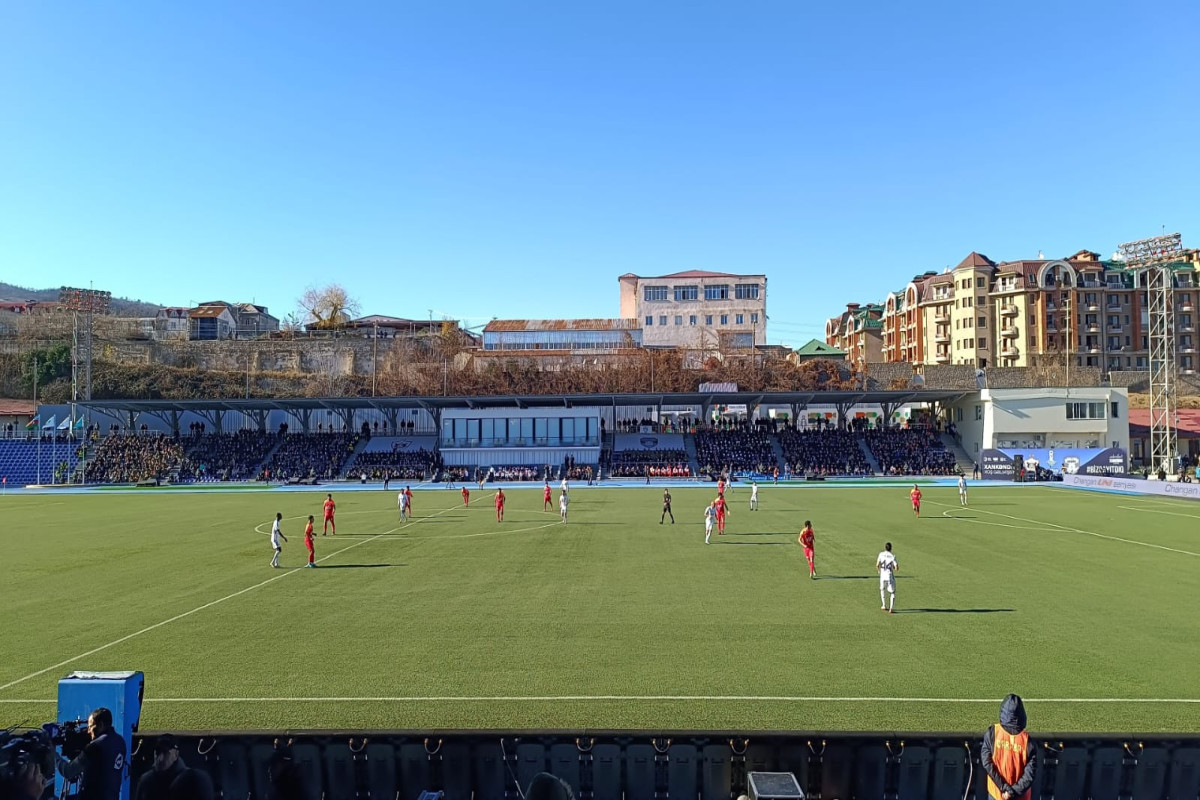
[{"x1": 1117, "y1": 233, "x2": 1186, "y2": 474}]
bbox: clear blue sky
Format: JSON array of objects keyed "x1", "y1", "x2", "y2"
[{"x1": 2, "y1": 1, "x2": 1197, "y2": 346}]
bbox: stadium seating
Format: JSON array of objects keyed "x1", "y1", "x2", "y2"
[
  {"x1": 777, "y1": 428, "x2": 871, "y2": 476},
  {"x1": 179, "y1": 430, "x2": 278, "y2": 482},
  {"x1": 84, "y1": 434, "x2": 186, "y2": 484},
  {"x1": 127, "y1": 733, "x2": 1200, "y2": 800},
  {"x1": 264, "y1": 433, "x2": 360, "y2": 482},
  {"x1": 864, "y1": 426, "x2": 959, "y2": 476},
  {"x1": 609, "y1": 449, "x2": 691, "y2": 477},
  {"x1": 0, "y1": 438, "x2": 81, "y2": 486},
  {"x1": 348, "y1": 436, "x2": 437, "y2": 480},
  {"x1": 692, "y1": 426, "x2": 776, "y2": 476}
]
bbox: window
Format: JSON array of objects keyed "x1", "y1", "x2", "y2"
[
  {"x1": 751, "y1": 313, "x2": 759, "y2": 324},
  {"x1": 644, "y1": 286, "x2": 668, "y2": 302},
  {"x1": 658, "y1": 315, "x2": 667, "y2": 326},
  {"x1": 705, "y1": 285, "x2": 730, "y2": 301},
  {"x1": 975, "y1": 405, "x2": 983, "y2": 421},
  {"x1": 1111, "y1": 402, "x2": 1120, "y2": 418},
  {"x1": 674, "y1": 315, "x2": 683, "y2": 326},
  {"x1": 976, "y1": 277, "x2": 986, "y2": 288},
  {"x1": 645, "y1": 316, "x2": 653, "y2": 326},
  {"x1": 1065, "y1": 402, "x2": 1106, "y2": 420},
  {"x1": 978, "y1": 337, "x2": 987, "y2": 350},
  {"x1": 735, "y1": 283, "x2": 760, "y2": 300},
  {"x1": 673, "y1": 285, "x2": 698, "y2": 302},
  {"x1": 736, "y1": 314, "x2": 744, "y2": 325},
  {"x1": 978, "y1": 316, "x2": 986, "y2": 328},
  {"x1": 705, "y1": 315, "x2": 713, "y2": 325},
  {"x1": 689, "y1": 315, "x2": 697, "y2": 326},
  {"x1": 720, "y1": 315, "x2": 729, "y2": 325}
]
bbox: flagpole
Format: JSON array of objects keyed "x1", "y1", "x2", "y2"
[{"x1": 34, "y1": 356, "x2": 40, "y2": 486}]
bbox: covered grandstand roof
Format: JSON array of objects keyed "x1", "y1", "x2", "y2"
[{"x1": 81, "y1": 389, "x2": 974, "y2": 415}]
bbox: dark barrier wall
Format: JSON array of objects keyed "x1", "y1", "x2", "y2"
[{"x1": 127, "y1": 731, "x2": 1200, "y2": 800}]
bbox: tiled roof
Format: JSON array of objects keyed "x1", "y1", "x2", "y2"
[
  {"x1": 1129, "y1": 408, "x2": 1200, "y2": 437},
  {"x1": 955, "y1": 251, "x2": 996, "y2": 269},
  {"x1": 484, "y1": 318, "x2": 639, "y2": 333},
  {"x1": 189, "y1": 306, "x2": 230, "y2": 318},
  {"x1": 794, "y1": 338, "x2": 846, "y2": 357},
  {"x1": 0, "y1": 399, "x2": 36, "y2": 415}
]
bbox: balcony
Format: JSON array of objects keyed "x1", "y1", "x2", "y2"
[
  {"x1": 1181, "y1": 302, "x2": 1195, "y2": 312},
  {"x1": 1085, "y1": 323, "x2": 1100, "y2": 333},
  {"x1": 999, "y1": 304, "x2": 1018, "y2": 316},
  {"x1": 935, "y1": 352, "x2": 950, "y2": 363},
  {"x1": 935, "y1": 332, "x2": 950, "y2": 344},
  {"x1": 1001, "y1": 345, "x2": 1020, "y2": 357},
  {"x1": 1086, "y1": 301, "x2": 1100, "y2": 312},
  {"x1": 1180, "y1": 323, "x2": 1196, "y2": 333},
  {"x1": 1181, "y1": 346, "x2": 1197, "y2": 354},
  {"x1": 934, "y1": 311, "x2": 951, "y2": 324},
  {"x1": 1001, "y1": 327, "x2": 1018, "y2": 338},
  {"x1": 1087, "y1": 346, "x2": 1102, "y2": 354}
]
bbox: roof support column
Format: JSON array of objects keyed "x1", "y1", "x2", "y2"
[
  {"x1": 196, "y1": 409, "x2": 225, "y2": 435},
  {"x1": 333, "y1": 407, "x2": 355, "y2": 433},
  {"x1": 248, "y1": 409, "x2": 269, "y2": 433},
  {"x1": 287, "y1": 408, "x2": 312, "y2": 434}
]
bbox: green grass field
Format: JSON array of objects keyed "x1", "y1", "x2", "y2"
[{"x1": 3, "y1": 483, "x2": 1199, "y2": 734}]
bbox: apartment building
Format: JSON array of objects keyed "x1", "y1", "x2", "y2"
[
  {"x1": 618, "y1": 270, "x2": 767, "y2": 350},
  {"x1": 829, "y1": 244, "x2": 1200, "y2": 373},
  {"x1": 825, "y1": 303, "x2": 883, "y2": 370}
]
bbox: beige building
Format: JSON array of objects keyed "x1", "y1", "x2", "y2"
[
  {"x1": 825, "y1": 303, "x2": 883, "y2": 370},
  {"x1": 833, "y1": 245, "x2": 1200, "y2": 373},
  {"x1": 619, "y1": 270, "x2": 767, "y2": 350}
]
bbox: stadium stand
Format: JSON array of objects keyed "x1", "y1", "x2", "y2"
[
  {"x1": 263, "y1": 433, "x2": 360, "y2": 482},
  {"x1": 692, "y1": 425, "x2": 776, "y2": 476},
  {"x1": 609, "y1": 449, "x2": 691, "y2": 477},
  {"x1": 777, "y1": 428, "x2": 872, "y2": 476},
  {"x1": 864, "y1": 427, "x2": 959, "y2": 475},
  {"x1": 348, "y1": 436, "x2": 437, "y2": 480},
  {"x1": 0, "y1": 438, "x2": 82, "y2": 485},
  {"x1": 486, "y1": 465, "x2": 550, "y2": 482},
  {"x1": 179, "y1": 430, "x2": 278, "y2": 482},
  {"x1": 85, "y1": 434, "x2": 187, "y2": 484}
]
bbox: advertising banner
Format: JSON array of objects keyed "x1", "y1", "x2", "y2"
[
  {"x1": 1063, "y1": 473, "x2": 1200, "y2": 501},
  {"x1": 980, "y1": 447, "x2": 1127, "y2": 479}
]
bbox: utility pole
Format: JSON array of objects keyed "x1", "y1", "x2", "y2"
[{"x1": 372, "y1": 322, "x2": 378, "y2": 397}]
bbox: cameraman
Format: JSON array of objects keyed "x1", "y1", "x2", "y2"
[{"x1": 55, "y1": 708, "x2": 126, "y2": 800}]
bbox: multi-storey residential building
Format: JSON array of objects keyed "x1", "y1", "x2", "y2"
[
  {"x1": 830, "y1": 244, "x2": 1200, "y2": 374},
  {"x1": 825, "y1": 303, "x2": 883, "y2": 370},
  {"x1": 618, "y1": 270, "x2": 767, "y2": 350}
]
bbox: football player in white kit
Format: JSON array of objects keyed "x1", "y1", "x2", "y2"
[
  {"x1": 958, "y1": 474, "x2": 968, "y2": 507},
  {"x1": 749, "y1": 480, "x2": 759, "y2": 511},
  {"x1": 559, "y1": 491, "x2": 569, "y2": 523},
  {"x1": 270, "y1": 512, "x2": 287, "y2": 568},
  {"x1": 704, "y1": 503, "x2": 715, "y2": 544},
  {"x1": 877, "y1": 542, "x2": 898, "y2": 613},
  {"x1": 398, "y1": 490, "x2": 410, "y2": 522}
]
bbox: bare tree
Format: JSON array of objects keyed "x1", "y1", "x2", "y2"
[{"x1": 298, "y1": 284, "x2": 361, "y2": 331}]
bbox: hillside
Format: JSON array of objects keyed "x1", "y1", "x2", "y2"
[{"x1": 0, "y1": 281, "x2": 163, "y2": 318}]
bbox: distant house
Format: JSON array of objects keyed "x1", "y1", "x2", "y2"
[
  {"x1": 188, "y1": 306, "x2": 237, "y2": 340},
  {"x1": 196, "y1": 301, "x2": 279, "y2": 338},
  {"x1": 154, "y1": 307, "x2": 190, "y2": 340},
  {"x1": 790, "y1": 338, "x2": 847, "y2": 363}
]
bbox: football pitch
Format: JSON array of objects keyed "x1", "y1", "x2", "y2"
[{"x1": 2, "y1": 483, "x2": 1199, "y2": 735}]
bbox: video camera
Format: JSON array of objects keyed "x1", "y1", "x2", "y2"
[
  {"x1": 0, "y1": 727, "x2": 54, "y2": 790},
  {"x1": 0, "y1": 719, "x2": 90, "y2": 782}
]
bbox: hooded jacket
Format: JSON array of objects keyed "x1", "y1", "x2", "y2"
[{"x1": 981, "y1": 694, "x2": 1036, "y2": 797}]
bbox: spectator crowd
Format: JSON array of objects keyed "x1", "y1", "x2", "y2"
[
  {"x1": 609, "y1": 449, "x2": 691, "y2": 478},
  {"x1": 864, "y1": 427, "x2": 958, "y2": 476},
  {"x1": 263, "y1": 433, "x2": 359, "y2": 482},
  {"x1": 181, "y1": 430, "x2": 278, "y2": 481},
  {"x1": 85, "y1": 434, "x2": 186, "y2": 484},
  {"x1": 693, "y1": 425, "x2": 776, "y2": 476},
  {"x1": 777, "y1": 428, "x2": 871, "y2": 476}
]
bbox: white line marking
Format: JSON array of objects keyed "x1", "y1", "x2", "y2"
[
  {"x1": 928, "y1": 501, "x2": 1200, "y2": 558},
  {"x1": 0, "y1": 501, "x2": 462, "y2": 695},
  {"x1": 1119, "y1": 505, "x2": 1200, "y2": 521},
  {"x1": 3, "y1": 695, "x2": 1196, "y2": 705}
]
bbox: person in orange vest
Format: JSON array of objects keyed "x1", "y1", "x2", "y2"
[{"x1": 981, "y1": 694, "x2": 1035, "y2": 799}]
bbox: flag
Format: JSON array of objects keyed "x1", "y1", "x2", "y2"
[
  {"x1": 41, "y1": 415, "x2": 56, "y2": 430},
  {"x1": 74, "y1": 417, "x2": 85, "y2": 430},
  {"x1": 58, "y1": 418, "x2": 71, "y2": 430},
  {"x1": 25, "y1": 416, "x2": 39, "y2": 430}
]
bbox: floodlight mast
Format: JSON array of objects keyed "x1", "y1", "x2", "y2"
[{"x1": 1117, "y1": 233, "x2": 1185, "y2": 475}]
